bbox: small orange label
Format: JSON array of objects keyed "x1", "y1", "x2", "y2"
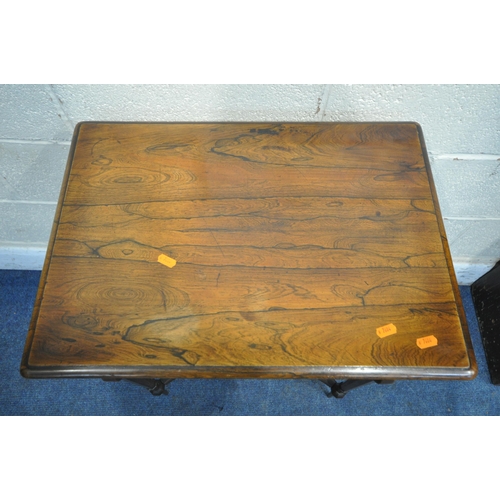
[
  {"x1": 376, "y1": 323, "x2": 397, "y2": 338},
  {"x1": 416, "y1": 335, "x2": 438, "y2": 349},
  {"x1": 157, "y1": 253, "x2": 177, "y2": 268}
]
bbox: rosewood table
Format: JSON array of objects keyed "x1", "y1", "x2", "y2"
[{"x1": 21, "y1": 122, "x2": 477, "y2": 398}]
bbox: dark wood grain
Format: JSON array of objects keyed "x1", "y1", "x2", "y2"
[{"x1": 21, "y1": 122, "x2": 477, "y2": 379}]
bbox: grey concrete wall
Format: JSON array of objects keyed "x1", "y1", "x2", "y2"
[{"x1": 1, "y1": 84, "x2": 499, "y2": 283}]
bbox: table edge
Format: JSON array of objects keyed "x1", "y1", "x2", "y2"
[
  {"x1": 416, "y1": 123, "x2": 478, "y2": 377},
  {"x1": 21, "y1": 364, "x2": 477, "y2": 381},
  {"x1": 20, "y1": 122, "x2": 83, "y2": 377}
]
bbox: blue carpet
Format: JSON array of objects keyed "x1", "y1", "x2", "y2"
[{"x1": 1, "y1": 269, "x2": 498, "y2": 415}]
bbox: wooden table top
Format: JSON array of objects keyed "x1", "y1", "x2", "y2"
[{"x1": 21, "y1": 122, "x2": 477, "y2": 380}]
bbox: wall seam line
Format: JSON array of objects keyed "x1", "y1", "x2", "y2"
[
  {"x1": 0, "y1": 138, "x2": 71, "y2": 145},
  {"x1": 0, "y1": 200, "x2": 57, "y2": 205},
  {"x1": 444, "y1": 216, "x2": 500, "y2": 221},
  {"x1": 430, "y1": 153, "x2": 500, "y2": 161},
  {"x1": 316, "y1": 84, "x2": 332, "y2": 121},
  {"x1": 44, "y1": 84, "x2": 75, "y2": 133}
]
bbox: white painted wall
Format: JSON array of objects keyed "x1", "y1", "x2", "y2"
[{"x1": 1, "y1": 84, "x2": 499, "y2": 284}]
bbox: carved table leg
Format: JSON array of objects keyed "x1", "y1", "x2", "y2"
[
  {"x1": 102, "y1": 377, "x2": 175, "y2": 396},
  {"x1": 320, "y1": 379, "x2": 395, "y2": 398}
]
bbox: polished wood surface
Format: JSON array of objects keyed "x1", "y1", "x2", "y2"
[{"x1": 21, "y1": 122, "x2": 477, "y2": 379}]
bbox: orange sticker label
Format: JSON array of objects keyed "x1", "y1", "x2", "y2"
[
  {"x1": 157, "y1": 253, "x2": 177, "y2": 268},
  {"x1": 376, "y1": 323, "x2": 397, "y2": 338},
  {"x1": 416, "y1": 335, "x2": 438, "y2": 349}
]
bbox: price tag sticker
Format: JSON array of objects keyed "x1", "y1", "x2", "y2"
[
  {"x1": 416, "y1": 335, "x2": 438, "y2": 349},
  {"x1": 157, "y1": 253, "x2": 177, "y2": 268},
  {"x1": 376, "y1": 323, "x2": 397, "y2": 338}
]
